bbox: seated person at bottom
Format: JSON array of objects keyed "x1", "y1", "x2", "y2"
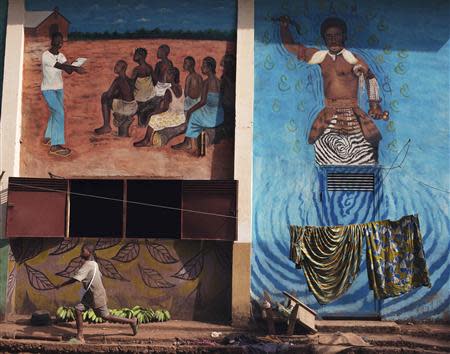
[
  {"x1": 172, "y1": 56, "x2": 224, "y2": 152},
  {"x1": 94, "y1": 60, "x2": 138, "y2": 135},
  {"x1": 134, "y1": 67, "x2": 184, "y2": 147}
]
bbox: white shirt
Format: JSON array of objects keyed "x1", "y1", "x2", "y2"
[{"x1": 41, "y1": 50, "x2": 67, "y2": 91}]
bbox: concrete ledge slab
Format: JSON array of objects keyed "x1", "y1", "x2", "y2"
[{"x1": 316, "y1": 320, "x2": 400, "y2": 333}]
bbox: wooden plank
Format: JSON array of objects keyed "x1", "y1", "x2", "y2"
[{"x1": 283, "y1": 291, "x2": 318, "y2": 315}]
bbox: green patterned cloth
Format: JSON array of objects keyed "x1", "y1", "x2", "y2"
[
  {"x1": 290, "y1": 215, "x2": 431, "y2": 304},
  {"x1": 289, "y1": 224, "x2": 364, "y2": 305}
]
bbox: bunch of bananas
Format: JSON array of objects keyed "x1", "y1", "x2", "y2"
[
  {"x1": 56, "y1": 306, "x2": 76, "y2": 322},
  {"x1": 110, "y1": 306, "x2": 171, "y2": 323},
  {"x1": 56, "y1": 305, "x2": 171, "y2": 324},
  {"x1": 82, "y1": 308, "x2": 105, "y2": 323}
]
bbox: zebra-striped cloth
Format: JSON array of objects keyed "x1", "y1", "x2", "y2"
[{"x1": 314, "y1": 108, "x2": 377, "y2": 165}]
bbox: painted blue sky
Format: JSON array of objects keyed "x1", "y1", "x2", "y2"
[{"x1": 26, "y1": 0, "x2": 237, "y2": 33}]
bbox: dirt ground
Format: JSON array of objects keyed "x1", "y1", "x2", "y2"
[
  {"x1": 0, "y1": 317, "x2": 449, "y2": 353},
  {"x1": 20, "y1": 38, "x2": 235, "y2": 179}
]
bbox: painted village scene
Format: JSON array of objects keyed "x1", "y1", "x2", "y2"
[{"x1": 20, "y1": 0, "x2": 236, "y2": 179}]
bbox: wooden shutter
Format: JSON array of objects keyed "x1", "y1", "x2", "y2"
[
  {"x1": 181, "y1": 180, "x2": 237, "y2": 240},
  {"x1": 6, "y1": 178, "x2": 68, "y2": 237}
]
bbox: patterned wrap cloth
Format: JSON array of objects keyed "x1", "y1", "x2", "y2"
[
  {"x1": 365, "y1": 215, "x2": 431, "y2": 299},
  {"x1": 290, "y1": 215, "x2": 431, "y2": 304}
]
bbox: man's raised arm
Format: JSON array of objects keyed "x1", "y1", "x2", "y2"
[
  {"x1": 279, "y1": 16, "x2": 299, "y2": 56},
  {"x1": 279, "y1": 16, "x2": 317, "y2": 62}
]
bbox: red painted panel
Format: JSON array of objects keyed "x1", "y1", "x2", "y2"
[
  {"x1": 6, "y1": 191, "x2": 66, "y2": 237},
  {"x1": 181, "y1": 181, "x2": 237, "y2": 240}
]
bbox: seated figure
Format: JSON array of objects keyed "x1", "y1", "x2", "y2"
[
  {"x1": 136, "y1": 44, "x2": 173, "y2": 127},
  {"x1": 94, "y1": 60, "x2": 137, "y2": 136},
  {"x1": 131, "y1": 47, "x2": 156, "y2": 126},
  {"x1": 171, "y1": 57, "x2": 224, "y2": 153},
  {"x1": 133, "y1": 67, "x2": 185, "y2": 147}
]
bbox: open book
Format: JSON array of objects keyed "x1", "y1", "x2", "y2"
[{"x1": 71, "y1": 58, "x2": 87, "y2": 67}]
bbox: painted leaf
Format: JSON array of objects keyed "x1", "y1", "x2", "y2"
[
  {"x1": 25, "y1": 263, "x2": 55, "y2": 291},
  {"x1": 172, "y1": 252, "x2": 204, "y2": 281},
  {"x1": 95, "y1": 256, "x2": 128, "y2": 281},
  {"x1": 112, "y1": 241, "x2": 140, "y2": 263},
  {"x1": 95, "y1": 238, "x2": 122, "y2": 250},
  {"x1": 49, "y1": 239, "x2": 79, "y2": 255},
  {"x1": 7, "y1": 265, "x2": 16, "y2": 304},
  {"x1": 139, "y1": 264, "x2": 175, "y2": 288},
  {"x1": 145, "y1": 240, "x2": 178, "y2": 264},
  {"x1": 10, "y1": 238, "x2": 43, "y2": 264},
  {"x1": 55, "y1": 256, "x2": 84, "y2": 278}
]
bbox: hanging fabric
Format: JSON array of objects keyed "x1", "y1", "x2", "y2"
[
  {"x1": 290, "y1": 215, "x2": 431, "y2": 304},
  {"x1": 289, "y1": 224, "x2": 364, "y2": 305},
  {"x1": 365, "y1": 215, "x2": 431, "y2": 299}
]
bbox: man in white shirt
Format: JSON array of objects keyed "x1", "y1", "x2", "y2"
[
  {"x1": 56, "y1": 244, "x2": 138, "y2": 343},
  {"x1": 41, "y1": 32, "x2": 86, "y2": 157}
]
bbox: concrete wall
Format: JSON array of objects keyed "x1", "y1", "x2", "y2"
[
  {"x1": 0, "y1": 0, "x2": 25, "y2": 321},
  {"x1": 252, "y1": 0, "x2": 449, "y2": 321},
  {"x1": 0, "y1": 0, "x2": 255, "y2": 324}
]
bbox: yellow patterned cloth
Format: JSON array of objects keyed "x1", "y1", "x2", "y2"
[
  {"x1": 148, "y1": 88, "x2": 185, "y2": 131},
  {"x1": 290, "y1": 215, "x2": 431, "y2": 304},
  {"x1": 365, "y1": 215, "x2": 431, "y2": 299}
]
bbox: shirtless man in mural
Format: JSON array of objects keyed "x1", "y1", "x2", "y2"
[
  {"x1": 56, "y1": 244, "x2": 138, "y2": 343},
  {"x1": 183, "y1": 56, "x2": 203, "y2": 111},
  {"x1": 136, "y1": 44, "x2": 174, "y2": 126},
  {"x1": 94, "y1": 60, "x2": 137, "y2": 134},
  {"x1": 154, "y1": 44, "x2": 174, "y2": 84},
  {"x1": 280, "y1": 16, "x2": 389, "y2": 165},
  {"x1": 130, "y1": 48, "x2": 156, "y2": 126}
]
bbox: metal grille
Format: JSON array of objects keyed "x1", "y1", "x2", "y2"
[
  {"x1": 327, "y1": 173, "x2": 374, "y2": 191},
  {"x1": 8, "y1": 177, "x2": 68, "y2": 192}
]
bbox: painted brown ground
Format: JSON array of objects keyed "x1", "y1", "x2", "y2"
[{"x1": 20, "y1": 38, "x2": 235, "y2": 179}]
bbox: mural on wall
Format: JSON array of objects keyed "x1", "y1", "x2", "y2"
[
  {"x1": 21, "y1": 0, "x2": 236, "y2": 178},
  {"x1": 279, "y1": 15, "x2": 389, "y2": 166},
  {"x1": 7, "y1": 238, "x2": 232, "y2": 321},
  {"x1": 252, "y1": 0, "x2": 450, "y2": 321}
]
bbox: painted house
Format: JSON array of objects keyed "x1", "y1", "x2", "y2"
[
  {"x1": 0, "y1": 0, "x2": 449, "y2": 326},
  {"x1": 25, "y1": 7, "x2": 70, "y2": 40}
]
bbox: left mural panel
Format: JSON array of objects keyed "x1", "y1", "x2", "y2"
[{"x1": 20, "y1": 0, "x2": 236, "y2": 179}]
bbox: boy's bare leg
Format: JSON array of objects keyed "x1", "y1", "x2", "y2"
[
  {"x1": 75, "y1": 309, "x2": 85, "y2": 343},
  {"x1": 103, "y1": 315, "x2": 138, "y2": 336},
  {"x1": 94, "y1": 93, "x2": 113, "y2": 134}
]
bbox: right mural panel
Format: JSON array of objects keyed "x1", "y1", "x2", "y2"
[{"x1": 252, "y1": 0, "x2": 450, "y2": 320}]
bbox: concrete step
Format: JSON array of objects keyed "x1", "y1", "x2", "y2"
[
  {"x1": 362, "y1": 333, "x2": 450, "y2": 353},
  {"x1": 316, "y1": 320, "x2": 400, "y2": 334}
]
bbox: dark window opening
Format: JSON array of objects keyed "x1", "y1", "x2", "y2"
[
  {"x1": 69, "y1": 179, "x2": 123, "y2": 237},
  {"x1": 126, "y1": 180, "x2": 181, "y2": 238}
]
